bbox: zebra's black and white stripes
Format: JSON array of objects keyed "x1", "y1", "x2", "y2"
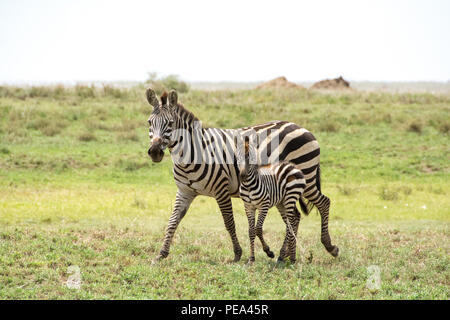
[
  {"x1": 238, "y1": 137, "x2": 306, "y2": 263},
  {"x1": 146, "y1": 88, "x2": 338, "y2": 262}
]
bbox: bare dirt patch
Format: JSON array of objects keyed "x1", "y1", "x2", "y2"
[
  {"x1": 310, "y1": 76, "x2": 353, "y2": 91},
  {"x1": 257, "y1": 76, "x2": 305, "y2": 89}
]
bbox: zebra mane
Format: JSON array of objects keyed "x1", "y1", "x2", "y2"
[{"x1": 173, "y1": 102, "x2": 205, "y2": 127}]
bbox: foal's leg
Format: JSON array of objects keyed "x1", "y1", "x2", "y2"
[
  {"x1": 285, "y1": 200, "x2": 301, "y2": 263},
  {"x1": 255, "y1": 206, "x2": 275, "y2": 258},
  {"x1": 244, "y1": 205, "x2": 256, "y2": 264},
  {"x1": 286, "y1": 210, "x2": 298, "y2": 263},
  {"x1": 276, "y1": 205, "x2": 290, "y2": 262},
  {"x1": 277, "y1": 205, "x2": 301, "y2": 261}
]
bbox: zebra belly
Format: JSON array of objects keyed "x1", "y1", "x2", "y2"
[
  {"x1": 173, "y1": 164, "x2": 239, "y2": 197},
  {"x1": 171, "y1": 121, "x2": 319, "y2": 199},
  {"x1": 174, "y1": 178, "x2": 216, "y2": 196},
  {"x1": 241, "y1": 188, "x2": 280, "y2": 211}
]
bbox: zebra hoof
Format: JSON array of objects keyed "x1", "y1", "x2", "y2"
[
  {"x1": 246, "y1": 258, "x2": 255, "y2": 265},
  {"x1": 265, "y1": 250, "x2": 275, "y2": 258},
  {"x1": 276, "y1": 256, "x2": 285, "y2": 263},
  {"x1": 329, "y1": 246, "x2": 339, "y2": 257},
  {"x1": 151, "y1": 255, "x2": 164, "y2": 265}
]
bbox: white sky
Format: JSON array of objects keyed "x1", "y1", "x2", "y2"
[{"x1": 0, "y1": 0, "x2": 449, "y2": 83}]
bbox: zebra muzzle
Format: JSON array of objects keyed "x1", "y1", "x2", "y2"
[
  {"x1": 239, "y1": 170, "x2": 247, "y2": 182},
  {"x1": 148, "y1": 145, "x2": 164, "y2": 162}
]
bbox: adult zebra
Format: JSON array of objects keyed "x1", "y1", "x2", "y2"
[{"x1": 146, "y1": 88, "x2": 338, "y2": 262}]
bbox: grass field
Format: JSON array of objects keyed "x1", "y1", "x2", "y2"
[{"x1": 0, "y1": 85, "x2": 449, "y2": 299}]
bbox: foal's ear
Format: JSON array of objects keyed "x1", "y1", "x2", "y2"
[
  {"x1": 169, "y1": 90, "x2": 178, "y2": 106},
  {"x1": 244, "y1": 136, "x2": 250, "y2": 154},
  {"x1": 146, "y1": 88, "x2": 160, "y2": 109}
]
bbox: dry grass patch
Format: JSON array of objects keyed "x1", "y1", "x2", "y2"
[
  {"x1": 439, "y1": 122, "x2": 449, "y2": 134},
  {"x1": 319, "y1": 120, "x2": 340, "y2": 132},
  {"x1": 78, "y1": 132, "x2": 97, "y2": 142},
  {"x1": 116, "y1": 132, "x2": 140, "y2": 142},
  {"x1": 379, "y1": 186, "x2": 399, "y2": 201}
]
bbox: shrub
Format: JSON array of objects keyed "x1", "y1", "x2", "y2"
[
  {"x1": 75, "y1": 85, "x2": 96, "y2": 98},
  {"x1": 26, "y1": 117, "x2": 68, "y2": 136},
  {"x1": 117, "y1": 132, "x2": 140, "y2": 142},
  {"x1": 41, "y1": 125, "x2": 62, "y2": 137},
  {"x1": 408, "y1": 121, "x2": 422, "y2": 133},
  {"x1": 439, "y1": 123, "x2": 449, "y2": 134},
  {"x1": 115, "y1": 159, "x2": 148, "y2": 171},
  {"x1": 102, "y1": 84, "x2": 127, "y2": 99},
  {"x1": 379, "y1": 186, "x2": 399, "y2": 201},
  {"x1": 319, "y1": 120, "x2": 340, "y2": 132},
  {"x1": 132, "y1": 196, "x2": 147, "y2": 209},
  {"x1": 112, "y1": 119, "x2": 142, "y2": 132},
  {"x1": 0, "y1": 86, "x2": 8, "y2": 98},
  {"x1": 0, "y1": 87, "x2": 27, "y2": 99},
  {"x1": 145, "y1": 72, "x2": 190, "y2": 94},
  {"x1": 338, "y1": 185, "x2": 358, "y2": 196},
  {"x1": 53, "y1": 85, "x2": 67, "y2": 97},
  {"x1": 26, "y1": 118, "x2": 51, "y2": 130},
  {"x1": 383, "y1": 113, "x2": 392, "y2": 123},
  {"x1": 83, "y1": 119, "x2": 111, "y2": 131},
  {"x1": 78, "y1": 132, "x2": 97, "y2": 142},
  {"x1": 399, "y1": 186, "x2": 413, "y2": 196},
  {"x1": 29, "y1": 86, "x2": 53, "y2": 98}
]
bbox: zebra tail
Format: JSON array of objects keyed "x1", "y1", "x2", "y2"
[
  {"x1": 299, "y1": 164, "x2": 321, "y2": 215},
  {"x1": 317, "y1": 164, "x2": 322, "y2": 193},
  {"x1": 298, "y1": 198, "x2": 309, "y2": 216}
]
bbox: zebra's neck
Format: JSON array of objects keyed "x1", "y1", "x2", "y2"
[
  {"x1": 168, "y1": 104, "x2": 245, "y2": 171},
  {"x1": 242, "y1": 165, "x2": 260, "y2": 188},
  {"x1": 168, "y1": 103, "x2": 201, "y2": 147},
  {"x1": 169, "y1": 104, "x2": 210, "y2": 166}
]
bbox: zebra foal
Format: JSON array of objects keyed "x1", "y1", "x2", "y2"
[{"x1": 238, "y1": 136, "x2": 306, "y2": 263}]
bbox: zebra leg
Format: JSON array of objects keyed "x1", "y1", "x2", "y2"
[
  {"x1": 276, "y1": 204, "x2": 299, "y2": 262},
  {"x1": 216, "y1": 196, "x2": 242, "y2": 262},
  {"x1": 305, "y1": 189, "x2": 339, "y2": 257},
  {"x1": 278, "y1": 230, "x2": 290, "y2": 262},
  {"x1": 255, "y1": 206, "x2": 275, "y2": 258},
  {"x1": 281, "y1": 201, "x2": 300, "y2": 263},
  {"x1": 282, "y1": 205, "x2": 301, "y2": 252},
  {"x1": 287, "y1": 212, "x2": 298, "y2": 263},
  {"x1": 244, "y1": 205, "x2": 256, "y2": 264},
  {"x1": 154, "y1": 190, "x2": 196, "y2": 262},
  {"x1": 276, "y1": 205, "x2": 290, "y2": 262},
  {"x1": 285, "y1": 202, "x2": 301, "y2": 263}
]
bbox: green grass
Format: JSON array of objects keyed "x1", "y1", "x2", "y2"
[{"x1": 0, "y1": 86, "x2": 449, "y2": 299}]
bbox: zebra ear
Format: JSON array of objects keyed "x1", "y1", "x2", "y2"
[
  {"x1": 169, "y1": 90, "x2": 178, "y2": 107},
  {"x1": 146, "y1": 88, "x2": 160, "y2": 109},
  {"x1": 233, "y1": 135, "x2": 241, "y2": 148},
  {"x1": 160, "y1": 91, "x2": 168, "y2": 105}
]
